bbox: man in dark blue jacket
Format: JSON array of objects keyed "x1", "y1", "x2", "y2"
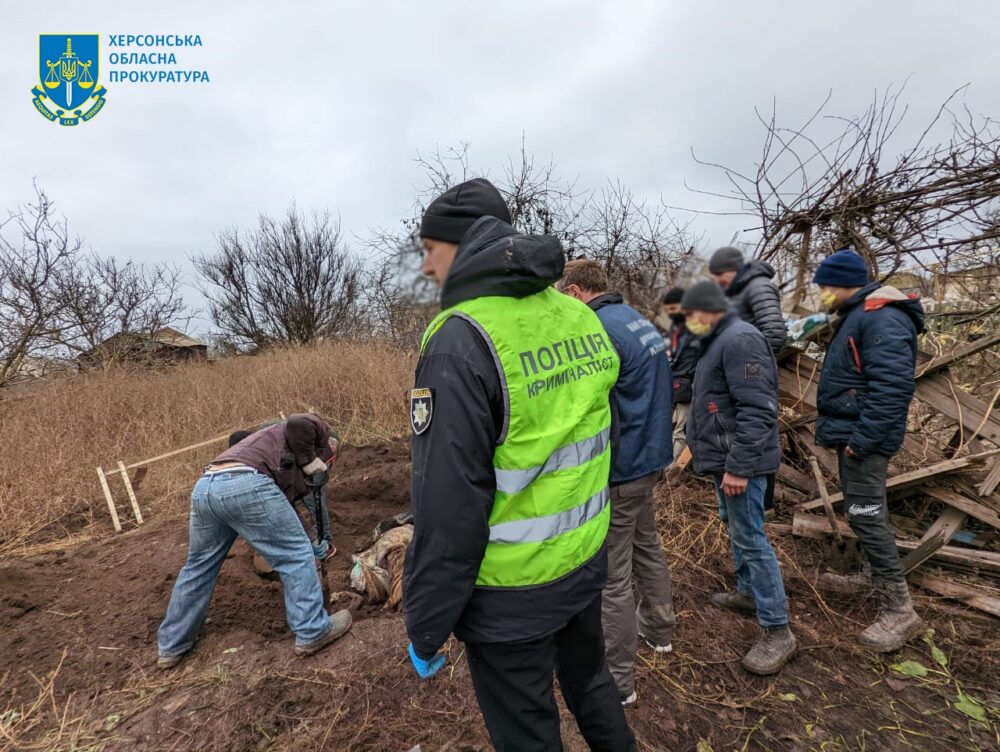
[
  {"x1": 683, "y1": 280, "x2": 796, "y2": 675},
  {"x1": 558, "y1": 259, "x2": 677, "y2": 705},
  {"x1": 813, "y1": 249, "x2": 925, "y2": 653}
]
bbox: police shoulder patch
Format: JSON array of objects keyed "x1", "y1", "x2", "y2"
[{"x1": 410, "y1": 388, "x2": 433, "y2": 435}]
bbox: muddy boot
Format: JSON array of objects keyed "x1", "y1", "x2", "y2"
[
  {"x1": 295, "y1": 610, "x2": 353, "y2": 657},
  {"x1": 741, "y1": 625, "x2": 797, "y2": 675},
  {"x1": 818, "y1": 570, "x2": 873, "y2": 594},
  {"x1": 710, "y1": 591, "x2": 756, "y2": 616},
  {"x1": 858, "y1": 579, "x2": 923, "y2": 653}
]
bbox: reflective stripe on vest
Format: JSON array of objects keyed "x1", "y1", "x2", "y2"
[{"x1": 421, "y1": 288, "x2": 619, "y2": 588}]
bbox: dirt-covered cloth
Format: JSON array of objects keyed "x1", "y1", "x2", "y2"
[
  {"x1": 351, "y1": 524, "x2": 413, "y2": 607},
  {"x1": 726, "y1": 260, "x2": 788, "y2": 353},
  {"x1": 210, "y1": 413, "x2": 330, "y2": 503}
]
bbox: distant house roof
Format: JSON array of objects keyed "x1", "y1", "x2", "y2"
[{"x1": 149, "y1": 327, "x2": 205, "y2": 348}]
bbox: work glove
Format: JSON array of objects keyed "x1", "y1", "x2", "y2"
[
  {"x1": 311, "y1": 539, "x2": 330, "y2": 560},
  {"x1": 302, "y1": 457, "x2": 327, "y2": 476},
  {"x1": 408, "y1": 642, "x2": 446, "y2": 680}
]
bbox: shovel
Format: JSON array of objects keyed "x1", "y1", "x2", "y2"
[{"x1": 808, "y1": 456, "x2": 860, "y2": 573}]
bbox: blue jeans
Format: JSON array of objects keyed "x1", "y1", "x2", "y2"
[
  {"x1": 713, "y1": 475, "x2": 788, "y2": 628},
  {"x1": 157, "y1": 470, "x2": 331, "y2": 657}
]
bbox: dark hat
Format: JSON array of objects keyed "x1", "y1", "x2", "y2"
[
  {"x1": 813, "y1": 249, "x2": 870, "y2": 288},
  {"x1": 228, "y1": 429, "x2": 252, "y2": 448},
  {"x1": 708, "y1": 246, "x2": 745, "y2": 274},
  {"x1": 419, "y1": 178, "x2": 512, "y2": 244},
  {"x1": 660, "y1": 286, "x2": 686, "y2": 305},
  {"x1": 681, "y1": 280, "x2": 730, "y2": 312}
]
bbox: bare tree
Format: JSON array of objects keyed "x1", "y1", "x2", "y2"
[
  {"x1": 0, "y1": 184, "x2": 81, "y2": 385},
  {"x1": 683, "y1": 85, "x2": 1000, "y2": 307},
  {"x1": 54, "y1": 256, "x2": 188, "y2": 364},
  {"x1": 194, "y1": 205, "x2": 364, "y2": 349},
  {"x1": 1, "y1": 183, "x2": 189, "y2": 385},
  {"x1": 364, "y1": 140, "x2": 697, "y2": 348}
]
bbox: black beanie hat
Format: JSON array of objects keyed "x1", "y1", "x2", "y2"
[
  {"x1": 708, "y1": 246, "x2": 745, "y2": 274},
  {"x1": 420, "y1": 178, "x2": 512, "y2": 244},
  {"x1": 681, "y1": 280, "x2": 730, "y2": 312},
  {"x1": 660, "y1": 286, "x2": 686, "y2": 305}
]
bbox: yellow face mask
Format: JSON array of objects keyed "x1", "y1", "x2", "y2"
[
  {"x1": 818, "y1": 289, "x2": 839, "y2": 311},
  {"x1": 686, "y1": 318, "x2": 712, "y2": 337}
]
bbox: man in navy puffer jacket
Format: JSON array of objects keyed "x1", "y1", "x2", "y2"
[
  {"x1": 813, "y1": 249, "x2": 926, "y2": 653},
  {"x1": 558, "y1": 259, "x2": 676, "y2": 705},
  {"x1": 683, "y1": 280, "x2": 795, "y2": 676}
]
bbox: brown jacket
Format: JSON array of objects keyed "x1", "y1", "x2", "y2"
[{"x1": 211, "y1": 413, "x2": 330, "y2": 502}]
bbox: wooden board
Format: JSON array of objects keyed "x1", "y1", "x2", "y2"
[
  {"x1": 924, "y1": 486, "x2": 1000, "y2": 531},
  {"x1": 978, "y1": 458, "x2": 1000, "y2": 497},
  {"x1": 797, "y1": 453, "x2": 988, "y2": 512},
  {"x1": 916, "y1": 330, "x2": 1000, "y2": 378},
  {"x1": 901, "y1": 507, "x2": 967, "y2": 573},
  {"x1": 790, "y1": 511, "x2": 1000, "y2": 577},
  {"x1": 910, "y1": 570, "x2": 1000, "y2": 619}
]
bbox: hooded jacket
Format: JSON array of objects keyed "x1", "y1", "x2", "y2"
[
  {"x1": 686, "y1": 313, "x2": 782, "y2": 477},
  {"x1": 403, "y1": 216, "x2": 608, "y2": 657},
  {"x1": 588, "y1": 293, "x2": 673, "y2": 483},
  {"x1": 727, "y1": 260, "x2": 788, "y2": 353},
  {"x1": 211, "y1": 413, "x2": 330, "y2": 503},
  {"x1": 815, "y1": 283, "x2": 926, "y2": 457}
]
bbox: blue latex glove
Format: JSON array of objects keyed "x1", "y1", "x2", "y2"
[{"x1": 408, "y1": 642, "x2": 446, "y2": 679}]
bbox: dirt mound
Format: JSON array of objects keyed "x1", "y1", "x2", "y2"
[{"x1": 1, "y1": 443, "x2": 998, "y2": 750}]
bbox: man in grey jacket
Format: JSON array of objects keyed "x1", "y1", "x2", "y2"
[{"x1": 709, "y1": 247, "x2": 787, "y2": 354}]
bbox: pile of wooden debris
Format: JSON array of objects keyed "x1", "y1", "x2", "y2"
[{"x1": 770, "y1": 327, "x2": 1000, "y2": 618}]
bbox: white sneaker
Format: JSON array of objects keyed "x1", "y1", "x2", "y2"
[
  {"x1": 641, "y1": 635, "x2": 673, "y2": 654},
  {"x1": 621, "y1": 691, "x2": 637, "y2": 706}
]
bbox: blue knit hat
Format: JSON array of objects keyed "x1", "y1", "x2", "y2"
[{"x1": 813, "y1": 249, "x2": 870, "y2": 288}]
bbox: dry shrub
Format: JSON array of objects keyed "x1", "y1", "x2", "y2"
[{"x1": 0, "y1": 341, "x2": 413, "y2": 555}]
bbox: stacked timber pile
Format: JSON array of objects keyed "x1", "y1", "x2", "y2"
[{"x1": 770, "y1": 325, "x2": 1000, "y2": 618}]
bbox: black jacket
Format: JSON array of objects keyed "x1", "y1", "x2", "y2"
[
  {"x1": 686, "y1": 313, "x2": 782, "y2": 477},
  {"x1": 727, "y1": 260, "x2": 788, "y2": 353},
  {"x1": 815, "y1": 283, "x2": 925, "y2": 457},
  {"x1": 403, "y1": 216, "x2": 607, "y2": 658},
  {"x1": 665, "y1": 321, "x2": 700, "y2": 404}
]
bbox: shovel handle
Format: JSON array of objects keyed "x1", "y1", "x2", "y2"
[{"x1": 808, "y1": 455, "x2": 844, "y2": 545}]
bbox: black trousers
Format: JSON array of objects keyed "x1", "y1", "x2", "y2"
[
  {"x1": 465, "y1": 594, "x2": 636, "y2": 752},
  {"x1": 837, "y1": 447, "x2": 905, "y2": 582}
]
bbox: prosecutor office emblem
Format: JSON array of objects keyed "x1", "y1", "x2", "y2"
[
  {"x1": 410, "y1": 388, "x2": 434, "y2": 435},
  {"x1": 32, "y1": 34, "x2": 107, "y2": 126}
]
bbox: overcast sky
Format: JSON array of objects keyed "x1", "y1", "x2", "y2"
[{"x1": 3, "y1": 1, "x2": 999, "y2": 328}]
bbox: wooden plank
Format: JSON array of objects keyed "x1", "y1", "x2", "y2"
[
  {"x1": 103, "y1": 432, "x2": 232, "y2": 476},
  {"x1": 901, "y1": 507, "x2": 967, "y2": 573},
  {"x1": 117, "y1": 460, "x2": 144, "y2": 525},
  {"x1": 777, "y1": 462, "x2": 817, "y2": 494},
  {"x1": 798, "y1": 449, "x2": 1000, "y2": 512},
  {"x1": 96, "y1": 466, "x2": 122, "y2": 533},
  {"x1": 915, "y1": 371, "x2": 1000, "y2": 445},
  {"x1": 916, "y1": 330, "x2": 1000, "y2": 378},
  {"x1": 924, "y1": 486, "x2": 1000, "y2": 531},
  {"x1": 978, "y1": 458, "x2": 1000, "y2": 497},
  {"x1": 910, "y1": 570, "x2": 1000, "y2": 619},
  {"x1": 790, "y1": 512, "x2": 1000, "y2": 576}
]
